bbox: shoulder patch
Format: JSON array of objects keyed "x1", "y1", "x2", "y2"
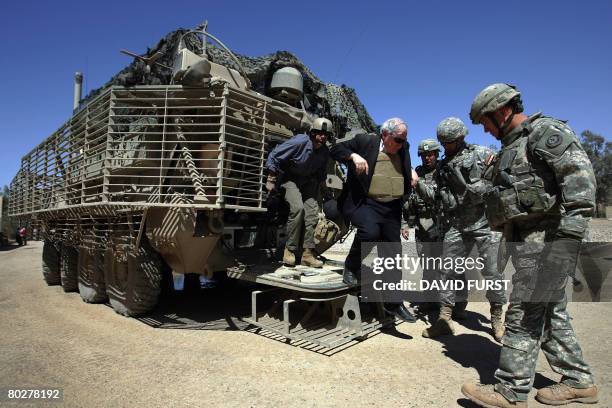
[
  {"x1": 528, "y1": 118, "x2": 577, "y2": 158},
  {"x1": 545, "y1": 134, "x2": 562, "y2": 148}
]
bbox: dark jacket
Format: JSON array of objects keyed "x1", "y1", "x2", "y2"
[{"x1": 331, "y1": 132, "x2": 412, "y2": 217}]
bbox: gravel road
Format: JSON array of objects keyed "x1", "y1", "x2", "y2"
[{"x1": 1, "y1": 221, "x2": 611, "y2": 407}]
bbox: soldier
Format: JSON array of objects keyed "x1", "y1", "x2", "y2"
[
  {"x1": 461, "y1": 83, "x2": 599, "y2": 407},
  {"x1": 421, "y1": 117, "x2": 506, "y2": 341},
  {"x1": 402, "y1": 139, "x2": 442, "y2": 310},
  {"x1": 266, "y1": 118, "x2": 332, "y2": 268}
]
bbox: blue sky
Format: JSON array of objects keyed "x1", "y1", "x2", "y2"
[{"x1": 1, "y1": 0, "x2": 610, "y2": 188}]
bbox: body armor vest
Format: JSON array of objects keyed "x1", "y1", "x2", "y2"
[
  {"x1": 435, "y1": 144, "x2": 492, "y2": 231},
  {"x1": 484, "y1": 119, "x2": 559, "y2": 228},
  {"x1": 414, "y1": 165, "x2": 436, "y2": 219},
  {"x1": 438, "y1": 145, "x2": 485, "y2": 202},
  {"x1": 368, "y1": 151, "x2": 404, "y2": 201}
]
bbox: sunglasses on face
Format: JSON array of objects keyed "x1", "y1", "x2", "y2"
[{"x1": 391, "y1": 136, "x2": 405, "y2": 144}]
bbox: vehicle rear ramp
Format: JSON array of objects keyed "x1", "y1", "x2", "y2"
[{"x1": 230, "y1": 257, "x2": 397, "y2": 351}]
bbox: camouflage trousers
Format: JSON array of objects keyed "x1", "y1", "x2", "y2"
[
  {"x1": 416, "y1": 226, "x2": 442, "y2": 302},
  {"x1": 438, "y1": 225, "x2": 506, "y2": 305},
  {"x1": 494, "y1": 221, "x2": 594, "y2": 402},
  {"x1": 282, "y1": 179, "x2": 319, "y2": 251}
]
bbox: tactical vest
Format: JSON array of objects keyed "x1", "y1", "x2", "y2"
[
  {"x1": 368, "y1": 151, "x2": 404, "y2": 201},
  {"x1": 413, "y1": 165, "x2": 436, "y2": 219},
  {"x1": 484, "y1": 117, "x2": 560, "y2": 228},
  {"x1": 437, "y1": 144, "x2": 489, "y2": 208}
]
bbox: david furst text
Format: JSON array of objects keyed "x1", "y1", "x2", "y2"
[{"x1": 371, "y1": 279, "x2": 511, "y2": 292}]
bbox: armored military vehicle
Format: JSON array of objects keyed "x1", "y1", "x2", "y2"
[{"x1": 9, "y1": 23, "x2": 392, "y2": 348}]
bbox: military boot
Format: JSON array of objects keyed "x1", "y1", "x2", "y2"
[
  {"x1": 461, "y1": 383, "x2": 527, "y2": 408},
  {"x1": 417, "y1": 302, "x2": 439, "y2": 313},
  {"x1": 283, "y1": 247, "x2": 296, "y2": 267},
  {"x1": 490, "y1": 303, "x2": 505, "y2": 343},
  {"x1": 453, "y1": 301, "x2": 468, "y2": 320},
  {"x1": 535, "y1": 383, "x2": 598, "y2": 405},
  {"x1": 301, "y1": 248, "x2": 323, "y2": 268},
  {"x1": 422, "y1": 305, "x2": 455, "y2": 338}
]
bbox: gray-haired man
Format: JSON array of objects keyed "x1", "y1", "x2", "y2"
[{"x1": 331, "y1": 118, "x2": 416, "y2": 323}]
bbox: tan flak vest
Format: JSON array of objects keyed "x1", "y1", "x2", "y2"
[{"x1": 368, "y1": 151, "x2": 404, "y2": 202}]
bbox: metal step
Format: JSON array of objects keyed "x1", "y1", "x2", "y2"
[{"x1": 243, "y1": 288, "x2": 395, "y2": 350}]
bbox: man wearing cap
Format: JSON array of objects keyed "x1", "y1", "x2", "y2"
[
  {"x1": 331, "y1": 117, "x2": 416, "y2": 323},
  {"x1": 461, "y1": 83, "x2": 598, "y2": 408},
  {"x1": 266, "y1": 118, "x2": 332, "y2": 268}
]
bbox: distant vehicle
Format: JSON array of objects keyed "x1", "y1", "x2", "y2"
[{"x1": 9, "y1": 23, "x2": 390, "y2": 348}]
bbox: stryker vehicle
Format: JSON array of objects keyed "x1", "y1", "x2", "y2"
[{"x1": 9, "y1": 23, "x2": 393, "y2": 348}]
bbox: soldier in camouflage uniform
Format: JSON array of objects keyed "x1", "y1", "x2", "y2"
[
  {"x1": 421, "y1": 117, "x2": 506, "y2": 341},
  {"x1": 404, "y1": 139, "x2": 471, "y2": 316},
  {"x1": 402, "y1": 139, "x2": 440, "y2": 241},
  {"x1": 402, "y1": 139, "x2": 442, "y2": 310},
  {"x1": 461, "y1": 84, "x2": 599, "y2": 407}
]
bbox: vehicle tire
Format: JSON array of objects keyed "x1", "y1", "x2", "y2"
[
  {"x1": 78, "y1": 247, "x2": 108, "y2": 303},
  {"x1": 60, "y1": 244, "x2": 79, "y2": 292},
  {"x1": 42, "y1": 241, "x2": 61, "y2": 285},
  {"x1": 105, "y1": 238, "x2": 162, "y2": 316}
]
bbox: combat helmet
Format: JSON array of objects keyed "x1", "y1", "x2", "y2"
[
  {"x1": 436, "y1": 117, "x2": 468, "y2": 143},
  {"x1": 310, "y1": 117, "x2": 334, "y2": 136},
  {"x1": 469, "y1": 83, "x2": 521, "y2": 124},
  {"x1": 417, "y1": 139, "x2": 441, "y2": 155}
]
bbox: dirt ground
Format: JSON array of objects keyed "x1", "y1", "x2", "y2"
[{"x1": 0, "y1": 239, "x2": 610, "y2": 408}]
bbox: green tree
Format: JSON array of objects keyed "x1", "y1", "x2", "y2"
[
  {"x1": 0, "y1": 185, "x2": 9, "y2": 238},
  {"x1": 580, "y1": 130, "x2": 611, "y2": 214},
  {"x1": 1, "y1": 185, "x2": 9, "y2": 214}
]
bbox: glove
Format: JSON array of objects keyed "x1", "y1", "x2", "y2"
[
  {"x1": 415, "y1": 179, "x2": 429, "y2": 199},
  {"x1": 532, "y1": 237, "x2": 581, "y2": 303},
  {"x1": 440, "y1": 188, "x2": 457, "y2": 211},
  {"x1": 449, "y1": 165, "x2": 467, "y2": 195},
  {"x1": 265, "y1": 174, "x2": 277, "y2": 192}
]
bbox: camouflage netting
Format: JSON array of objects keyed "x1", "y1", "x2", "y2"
[{"x1": 82, "y1": 29, "x2": 377, "y2": 138}]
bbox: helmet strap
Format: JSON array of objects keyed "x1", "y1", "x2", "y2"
[
  {"x1": 499, "y1": 111, "x2": 516, "y2": 137},
  {"x1": 485, "y1": 112, "x2": 501, "y2": 135},
  {"x1": 486, "y1": 109, "x2": 514, "y2": 139}
]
